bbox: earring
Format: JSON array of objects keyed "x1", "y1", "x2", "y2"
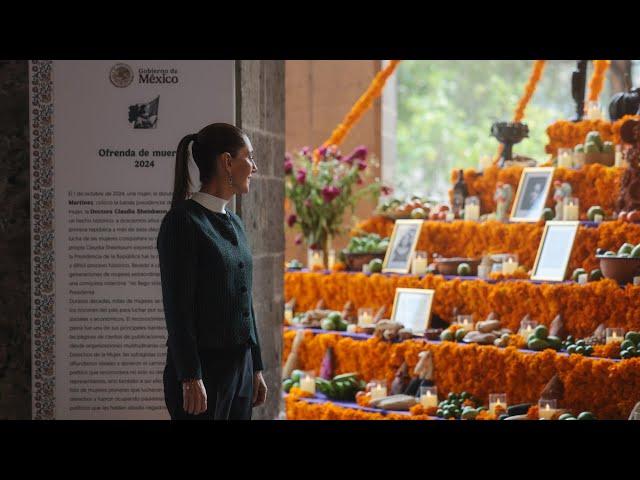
[{"x1": 228, "y1": 174, "x2": 233, "y2": 186}]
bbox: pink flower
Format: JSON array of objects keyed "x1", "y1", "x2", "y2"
[
  {"x1": 317, "y1": 146, "x2": 327, "y2": 158},
  {"x1": 287, "y1": 214, "x2": 297, "y2": 227},
  {"x1": 357, "y1": 159, "x2": 367, "y2": 171},
  {"x1": 301, "y1": 146, "x2": 311, "y2": 156},
  {"x1": 381, "y1": 184, "x2": 393, "y2": 196},
  {"x1": 295, "y1": 234, "x2": 303, "y2": 245},
  {"x1": 296, "y1": 168, "x2": 307, "y2": 184},
  {"x1": 344, "y1": 145, "x2": 368, "y2": 165},
  {"x1": 284, "y1": 153, "x2": 293, "y2": 174},
  {"x1": 321, "y1": 185, "x2": 341, "y2": 203}
]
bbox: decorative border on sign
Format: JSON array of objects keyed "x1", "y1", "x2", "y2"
[{"x1": 30, "y1": 60, "x2": 55, "y2": 419}]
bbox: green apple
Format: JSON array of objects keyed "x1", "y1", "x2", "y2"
[
  {"x1": 618, "y1": 243, "x2": 635, "y2": 255},
  {"x1": 574, "y1": 143, "x2": 584, "y2": 153},
  {"x1": 602, "y1": 141, "x2": 614, "y2": 153},
  {"x1": 584, "y1": 142, "x2": 600, "y2": 154},
  {"x1": 457, "y1": 263, "x2": 471, "y2": 276},
  {"x1": 587, "y1": 206, "x2": 605, "y2": 221},
  {"x1": 630, "y1": 245, "x2": 640, "y2": 258}
]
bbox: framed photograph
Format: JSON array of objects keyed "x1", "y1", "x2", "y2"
[
  {"x1": 531, "y1": 221, "x2": 580, "y2": 282},
  {"x1": 389, "y1": 288, "x2": 435, "y2": 336},
  {"x1": 382, "y1": 219, "x2": 424, "y2": 273},
  {"x1": 510, "y1": 167, "x2": 555, "y2": 222}
]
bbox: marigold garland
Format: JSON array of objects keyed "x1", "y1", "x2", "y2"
[
  {"x1": 513, "y1": 60, "x2": 546, "y2": 123},
  {"x1": 282, "y1": 330, "x2": 640, "y2": 419},
  {"x1": 285, "y1": 272, "x2": 640, "y2": 338},
  {"x1": 313, "y1": 60, "x2": 401, "y2": 163},
  {"x1": 587, "y1": 60, "x2": 611, "y2": 102},
  {"x1": 351, "y1": 216, "x2": 640, "y2": 273},
  {"x1": 545, "y1": 115, "x2": 640, "y2": 156},
  {"x1": 447, "y1": 163, "x2": 622, "y2": 217}
]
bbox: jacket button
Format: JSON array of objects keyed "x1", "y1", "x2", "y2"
[
  {"x1": 238, "y1": 262, "x2": 244, "y2": 269},
  {"x1": 240, "y1": 286, "x2": 248, "y2": 293}
]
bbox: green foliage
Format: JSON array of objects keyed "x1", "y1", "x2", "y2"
[{"x1": 395, "y1": 60, "x2": 587, "y2": 201}]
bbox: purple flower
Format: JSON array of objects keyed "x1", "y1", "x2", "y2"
[
  {"x1": 300, "y1": 146, "x2": 311, "y2": 157},
  {"x1": 296, "y1": 168, "x2": 307, "y2": 185},
  {"x1": 357, "y1": 159, "x2": 367, "y2": 171},
  {"x1": 317, "y1": 146, "x2": 327, "y2": 158},
  {"x1": 344, "y1": 145, "x2": 368, "y2": 165},
  {"x1": 284, "y1": 153, "x2": 293, "y2": 174},
  {"x1": 295, "y1": 234, "x2": 303, "y2": 245},
  {"x1": 321, "y1": 185, "x2": 341, "y2": 203},
  {"x1": 287, "y1": 214, "x2": 297, "y2": 227}
]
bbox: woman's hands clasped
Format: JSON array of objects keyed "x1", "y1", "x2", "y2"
[{"x1": 182, "y1": 379, "x2": 208, "y2": 415}]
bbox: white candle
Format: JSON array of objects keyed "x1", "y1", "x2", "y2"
[
  {"x1": 489, "y1": 399, "x2": 503, "y2": 415},
  {"x1": 358, "y1": 312, "x2": 373, "y2": 326},
  {"x1": 300, "y1": 375, "x2": 316, "y2": 395},
  {"x1": 557, "y1": 152, "x2": 573, "y2": 168},
  {"x1": 538, "y1": 404, "x2": 556, "y2": 420},
  {"x1": 578, "y1": 273, "x2": 588, "y2": 285},
  {"x1": 460, "y1": 319, "x2": 474, "y2": 331},
  {"x1": 615, "y1": 145, "x2": 624, "y2": 168},
  {"x1": 445, "y1": 212, "x2": 455, "y2": 222},
  {"x1": 563, "y1": 202, "x2": 579, "y2": 221},
  {"x1": 606, "y1": 330, "x2": 624, "y2": 345},
  {"x1": 370, "y1": 385, "x2": 387, "y2": 401},
  {"x1": 420, "y1": 392, "x2": 438, "y2": 408},
  {"x1": 520, "y1": 325, "x2": 534, "y2": 342},
  {"x1": 284, "y1": 307, "x2": 293, "y2": 324},
  {"x1": 502, "y1": 258, "x2": 518, "y2": 275},
  {"x1": 634, "y1": 276, "x2": 640, "y2": 286},
  {"x1": 465, "y1": 204, "x2": 480, "y2": 222},
  {"x1": 347, "y1": 324, "x2": 357, "y2": 333},
  {"x1": 412, "y1": 257, "x2": 428, "y2": 275},
  {"x1": 327, "y1": 250, "x2": 336, "y2": 270},
  {"x1": 594, "y1": 214, "x2": 604, "y2": 223}
]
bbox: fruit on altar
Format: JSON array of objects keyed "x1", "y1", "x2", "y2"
[
  {"x1": 321, "y1": 317, "x2": 337, "y2": 331},
  {"x1": 287, "y1": 259, "x2": 303, "y2": 270},
  {"x1": 290, "y1": 370, "x2": 305, "y2": 383},
  {"x1": 455, "y1": 328, "x2": 468, "y2": 342},
  {"x1": 476, "y1": 319, "x2": 501, "y2": 333},
  {"x1": 577, "y1": 411, "x2": 596, "y2": 420},
  {"x1": 584, "y1": 142, "x2": 600, "y2": 154},
  {"x1": 618, "y1": 242, "x2": 635, "y2": 255},
  {"x1": 602, "y1": 141, "x2": 615, "y2": 154},
  {"x1": 368, "y1": 258, "x2": 383, "y2": 273},
  {"x1": 587, "y1": 205, "x2": 605, "y2": 221},
  {"x1": 436, "y1": 391, "x2": 482, "y2": 420},
  {"x1": 346, "y1": 233, "x2": 389, "y2": 254},
  {"x1": 440, "y1": 329, "x2": 455, "y2": 342},
  {"x1": 494, "y1": 333, "x2": 511, "y2": 348},
  {"x1": 457, "y1": 262, "x2": 471, "y2": 276},
  {"x1": 589, "y1": 269, "x2": 604, "y2": 281},
  {"x1": 630, "y1": 245, "x2": 640, "y2": 258},
  {"x1": 571, "y1": 268, "x2": 587, "y2": 281},
  {"x1": 620, "y1": 332, "x2": 640, "y2": 359},
  {"x1": 627, "y1": 210, "x2": 640, "y2": 223},
  {"x1": 410, "y1": 207, "x2": 427, "y2": 219},
  {"x1": 626, "y1": 331, "x2": 640, "y2": 344},
  {"x1": 282, "y1": 378, "x2": 294, "y2": 393},
  {"x1": 319, "y1": 347, "x2": 335, "y2": 380},
  {"x1": 618, "y1": 211, "x2": 628, "y2": 221},
  {"x1": 315, "y1": 372, "x2": 365, "y2": 401},
  {"x1": 586, "y1": 131, "x2": 604, "y2": 150},
  {"x1": 374, "y1": 320, "x2": 404, "y2": 341},
  {"x1": 463, "y1": 331, "x2": 497, "y2": 345},
  {"x1": 574, "y1": 143, "x2": 584, "y2": 153},
  {"x1": 604, "y1": 250, "x2": 616, "y2": 256},
  {"x1": 534, "y1": 325, "x2": 549, "y2": 340},
  {"x1": 541, "y1": 207, "x2": 555, "y2": 221}
]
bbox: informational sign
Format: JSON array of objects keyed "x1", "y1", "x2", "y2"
[{"x1": 30, "y1": 60, "x2": 235, "y2": 419}]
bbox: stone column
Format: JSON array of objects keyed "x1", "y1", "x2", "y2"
[
  {"x1": 235, "y1": 61, "x2": 285, "y2": 420},
  {"x1": 0, "y1": 60, "x2": 31, "y2": 420}
]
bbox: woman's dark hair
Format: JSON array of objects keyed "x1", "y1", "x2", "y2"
[{"x1": 171, "y1": 123, "x2": 247, "y2": 208}]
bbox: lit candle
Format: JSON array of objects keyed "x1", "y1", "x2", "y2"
[
  {"x1": 538, "y1": 399, "x2": 557, "y2": 420},
  {"x1": 327, "y1": 249, "x2": 336, "y2": 270},
  {"x1": 563, "y1": 201, "x2": 579, "y2": 221},
  {"x1": 464, "y1": 203, "x2": 480, "y2": 222},
  {"x1": 419, "y1": 386, "x2": 438, "y2": 409},
  {"x1": 411, "y1": 251, "x2": 428, "y2": 275},
  {"x1": 577, "y1": 273, "x2": 588, "y2": 285},
  {"x1": 615, "y1": 145, "x2": 624, "y2": 168},
  {"x1": 370, "y1": 383, "x2": 387, "y2": 401},
  {"x1": 358, "y1": 308, "x2": 374, "y2": 327},
  {"x1": 300, "y1": 374, "x2": 316, "y2": 395},
  {"x1": 457, "y1": 315, "x2": 474, "y2": 331},
  {"x1": 502, "y1": 258, "x2": 518, "y2": 275},
  {"x1": 347, "y1": 324, "x2": 357, "y2": 333},
  {"x1": 489, "y1": 394, "x2": 507, "y2": 415},
  {"x1": 519, "y1": 319, "x2": 537, "y2": 342},
  {"x1": 606, "y1": 328, "x2": 624, "y2": 345},
  {"x1": 557, "y1": 148, "x2": 573, "y2": 168}
]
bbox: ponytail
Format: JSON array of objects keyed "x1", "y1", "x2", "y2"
[{"x1": 171, "y1": 133, "x2": 197, "y2": 209}]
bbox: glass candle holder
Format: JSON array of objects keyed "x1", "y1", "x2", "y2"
[
  {"x1": 307, "y1": 248, "x2": 325, "y2": 269},
  {"x1": 538, "y1": 398, "x2": 557, "y2": 420},
  {"x1": 369, "y1": 380, "x2": 387, "y2": 401},
  {"x1": 584, "y1": 100, "x2": 603, "y2": 120},
  {"x1": 411, "y1": 250, "x2": 428, "y2": 275},
  {"x1": 634, "y1": 276, "x2": 640, "y2": 287},
  {"x1": 327, "y1": 249, "x2": 336, "y2": 270},
  {"x1": 606, "y1": 327, "x2": 625, "y2": 345},
  {"x1": 445, "y1": 211, "x2": 455, "y2": 222},
  {"x1": 489, "y1": 393, "x2": 507, "y2": 415},
  {"x1": 502, "y1": 253, "x2": 519, "y2": 275},
  {"x1": 284, "y1": 304, "x2": 294, "y2": 324},
  {"x1": 299, "y1": 372, "x2": 316, "y2": 395},
  {"x1": 562, "y1": 197, "x2": 579, "y2": 221},
  {"x1": 464, "y1": 196, "x2": 480, "y2": 222},
  {"x1": 577, "y1": 273, "x2": 588, "y2": 285},
  {"x1": 615, "y1": 144, "x2": 624, "y2": 168},
  {"x1": 557, "y1": 148, "x2": 573, "y2": 169},
  {"x1": 362, "y1": 263, "x2": 371, "y2": 274},
  {"x1": 477, "y1": 264, "x2": 491, "y2": 280},
  {"x1": 419, "y1": 386, "x2": 438, "y2": 409},
  {"x1": 519, "y1": 318, "x2": 538, "y2": 342},
  {"x1": 456, "y1": 314, "x2": 474, "y2": 331},
  {"x1": 358, "y1": 307, "x2": 374, "y2": 327}
]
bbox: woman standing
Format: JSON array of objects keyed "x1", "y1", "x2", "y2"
[{"x1": 157, "y1": 123, "x2": 267, "y2": 420}]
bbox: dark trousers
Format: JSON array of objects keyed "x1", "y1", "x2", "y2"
[{"x1": 163, "y1": 344, "x2": 254, "y2": 420}]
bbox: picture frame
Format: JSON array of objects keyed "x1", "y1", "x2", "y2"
[
  {"x1": 389, "y1": 288, "x2": 435, "y2": 336},
  {"x1": 381, "y1": 219, "x2": 424, "y2": 274},
  {"x1": 510, "y1": 167, "x2": 555, "y2": 223},
  {"x1": 530, "y1": 221, "x2": 580, "y2": 282}
]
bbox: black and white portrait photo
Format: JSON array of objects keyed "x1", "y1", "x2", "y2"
[
  {"x1": 128, "y1": 96, "x2": 159, "y2": 129},
  {"x1": 511, "y1": 168, "x2": 554, "y2": 222},
  {"x1": 383, "y1": 220, "x2": 423, "y2": 273}
]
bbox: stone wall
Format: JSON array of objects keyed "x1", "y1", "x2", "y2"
[
  {"x1": 236, "y1": 60, "x2": 285, "y2": 420},
  {"x1": 0, "y1": 60, "x2": 31, "y2": 420}
]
